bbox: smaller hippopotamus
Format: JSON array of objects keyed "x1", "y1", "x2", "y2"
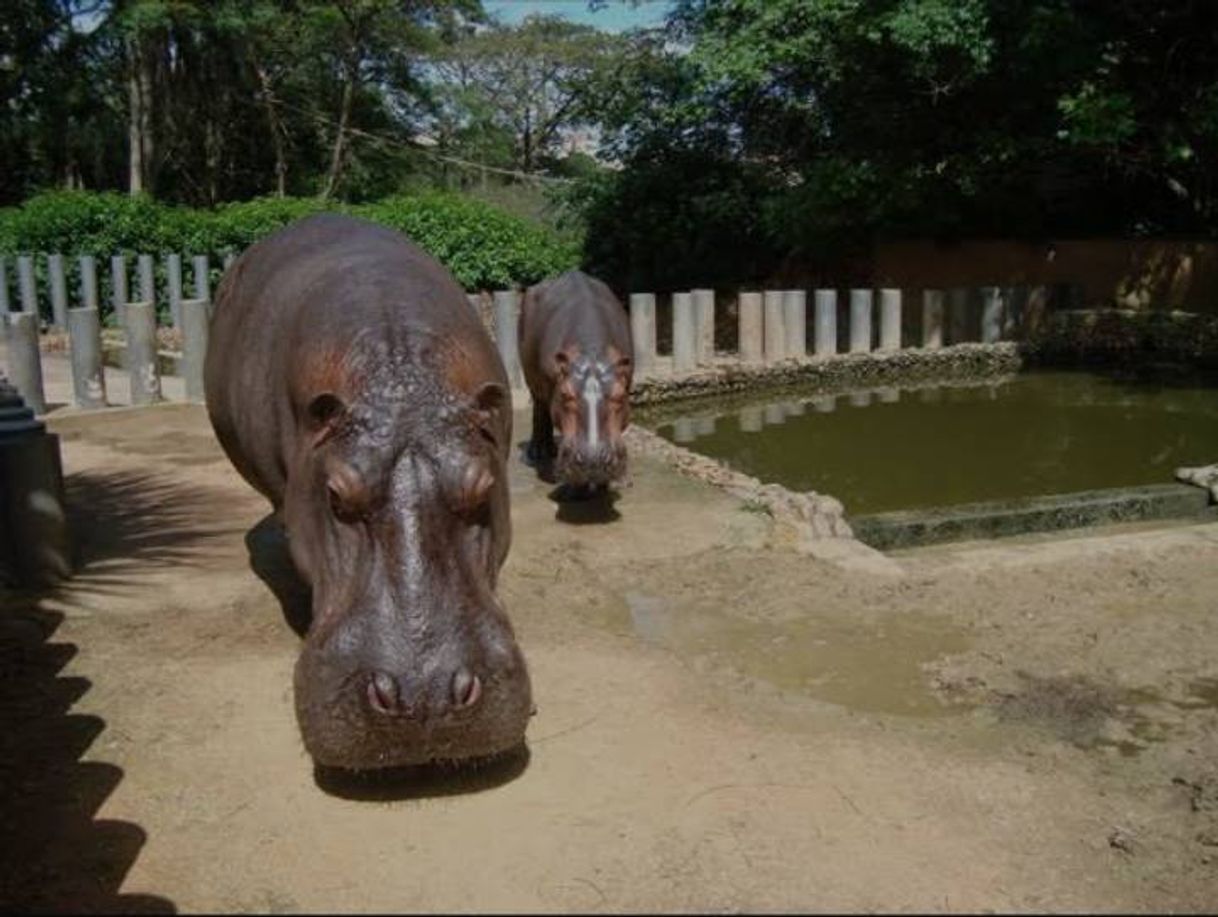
[{"x1": 518, "y1": 270, "x2": 634, "y2": 492}]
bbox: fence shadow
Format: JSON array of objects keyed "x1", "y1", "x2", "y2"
[{"x1": 0, "y1": 599, "x2": 175, "y2": 913}]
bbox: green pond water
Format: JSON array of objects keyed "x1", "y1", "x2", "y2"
[{"x1": 641, "y1": 369, "x2": 1218, "y2": 516}]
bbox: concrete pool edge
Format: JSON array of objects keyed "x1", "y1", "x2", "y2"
[{"x1": 849, "y1": 483, "x2": 1218, "y2": 551}]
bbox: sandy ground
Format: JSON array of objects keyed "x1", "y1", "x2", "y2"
[{"x1": 2, "y1": 399, "x2": 1218, "y2": 913}]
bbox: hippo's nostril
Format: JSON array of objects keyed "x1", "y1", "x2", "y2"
[
  {"x1": 367, "y1": 671, "x2": 401, "y2": 715},
  {"x1": 452, "y1": 669, "x2": 482, "y2": 710}
]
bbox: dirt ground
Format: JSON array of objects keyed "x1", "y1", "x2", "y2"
[{"x1": 2, "y1": 401, "x2": 1218, "y2": 913}]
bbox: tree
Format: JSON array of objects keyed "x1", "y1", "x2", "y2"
[{"x1": 431, "y1": 14, "x2": 619, "y2": 174}]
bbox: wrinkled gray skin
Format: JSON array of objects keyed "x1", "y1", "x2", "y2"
[
  {"x1": 518, "y1": 270, "x2": 633, "y2": 487},
  {"x1": 204, "y1": 214, "x2": 532, "y2": 770}
]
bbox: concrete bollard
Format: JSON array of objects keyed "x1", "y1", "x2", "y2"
[
  {"x1": 948, "y1": 287, "x2": 970, "y2": 343},
  {"x1": 180, "y1": 298, "x2": 210, "y2": 402},
  {"x1": 223, "y1": 251, "x2": 237, "y2": 272},
  {"x1": 125, "y1": 300, "x2": 162, "y2": 406},
  {"x1": 981, "y1": 286, "x2": 1004, "y2": 343},
  {"x1": 848, "y1": 390, "x2": 872, "y2": 408},
  {"x1": 738, "y1": 405, "x2": 763, "y2": 433},
  {"x1": 0, "y1": 376, "x2": 72, "y2": 587},
  {"x1": 79, "y1": 256, "x2": 98, "y2": 310},
  {"x1": 693, "y1": 288, "x2": 715, "y2": 364},
  {"x1": 0, "y1": 257, "x2": 8, "y2": 313},
  {"x1": 630, "y1": 293, "x2": 657, "y2": 376},
  {"x1": 1024, "y1": 285, "x2": 1049, "y2": 336},
  {"x1": 738, "y1": 292, "x2": 764, "y2": 363},
  {"x1": 814, "y1": 289, "x2": 837, "y2": 357},
  {"x1": 763, "y1": 403, "x2": 785, "y2": 425},
  {"x1": 1003, "y1": 286, "x2": 1022, "y2": 339},
  {"x1": 763, "y1": 290, "x2": 786, "y2": 363},
  {"x1": 47, "y1": 254, "x2": 69, "y2": 328},
  {"x1": 812, "y1": 394, "x2": 836, "y2": 413},
  {"x1": 879, "y1": 288, "x2": 902, "y2": 351},
  {"x1": 878, "y1": 386, "x2": 900, "y2": 404},
  {"x1": 137, "y1": 254, "x2": 155, "y2": 308},
  {"x1": 192, "y1": 255, "x2": 211, "y2": 302},
  {"x1": 4, "y1": 312, "x2": 46, "y2": 415},
  {"x1": 66, "y1": 307, "x2": 106, "y2": 409},
  {"x1": 18, "y1": 256, "x2": 38, "y2": 317},
  {"x1": 672, "y1": 292, "x2": 696, "y2": 373},
  {"x1": 783, "y1": 400, "x2": 806, "y2": 418},
  {"x1": 111, "y1": 255, "x2": 129, "y2": 327},
  {"x1": 166, "y1": 253, "x2": 183, "y2": 329},
  {"x1": 849, "y1": 289, "x2": 873, "y2": 354},
  {"x1": 493, "y1": 290, "x2": 523, "y2": 389},
  {"x1": 783, "y1": 290, "x2": 807, "y2": 359},
  {"x1": 921, "y1": 289, "x2": 945, "y2": 349},
  {"x1": 694, "y1": 415, "x2": 716, "y2": 436}
]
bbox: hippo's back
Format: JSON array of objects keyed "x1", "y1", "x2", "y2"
[{"x1": 204, "y1": 213, "x2": 496, "y2": 504}]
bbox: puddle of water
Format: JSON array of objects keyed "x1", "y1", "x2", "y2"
[
  {"x1": 640, "y1": 369, "x2": 1218, "y2": 515},
  {"x1": 619, "y1": 592, "x2": 968, "y2": 717}
]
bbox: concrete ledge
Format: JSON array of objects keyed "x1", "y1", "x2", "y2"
[{"x1": 850, "y1": 483, "x2": 1218, "y2": 551}]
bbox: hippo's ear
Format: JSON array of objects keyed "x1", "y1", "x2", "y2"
[
  {"x1": 472, "y1": 382, "x2": 507, "y2": 447},
  {"x1": 306, "y1": 392, "x2": 348, "y2": 445}
]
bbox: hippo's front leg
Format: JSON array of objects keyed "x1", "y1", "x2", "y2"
[{"x1": 527, "y1": 400, "x2": 556, "y2": 467}]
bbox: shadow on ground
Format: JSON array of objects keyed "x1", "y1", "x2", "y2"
[
  {"x1": 313, "y1": 745, "x2": 531, "y2": 802},
  {"x1": 0, "y1": 465, "x2": 246, "y2": 912},
  {"x1": 0, "y1": 601, "x2": 175, "y2": 913}
]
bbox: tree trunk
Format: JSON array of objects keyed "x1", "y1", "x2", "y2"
[
  {"x1": 255, "y1": 65, "x2": 288, "y2": 197},
  {"x1": 127, "y1": 34, "x2": 145, "y2": 195},
  {"x1": 323, "y1": 70, "x2": 355, "y2": 199}
]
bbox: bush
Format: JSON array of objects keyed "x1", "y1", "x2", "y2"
[{"x1": 0, "y1": 190, "x2": 580, "y2": 321}]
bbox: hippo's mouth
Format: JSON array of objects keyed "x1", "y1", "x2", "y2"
[
  {"x1": 293, "y1": 656, "x2": 533, "y2": 772},
  {"x1": 555, "y1": 441, "x2": 627, "y2": 487}
]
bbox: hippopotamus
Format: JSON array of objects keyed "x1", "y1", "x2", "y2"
[
  {"x1": 204, "y1": 213, "x2": 532, "y2": 771},
  {"x1": 517, "y1": 270, "x2": 633, "y2": 489}
]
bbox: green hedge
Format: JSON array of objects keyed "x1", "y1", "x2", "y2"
[{"x1": 0, "y1": 190, "x2": 579, "y2": 298}]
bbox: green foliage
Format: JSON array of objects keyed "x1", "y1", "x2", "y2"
[{"x1": 0, "y1": 190, "x2": 579, "y2": 301}]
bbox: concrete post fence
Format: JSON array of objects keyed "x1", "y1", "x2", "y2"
[
  {"x1": 879, "y1": 288, "x2": 902, "y2": 352},
  {"x1": 4, "y1": 312, "x2": 46, "y2": 415},
  {"x1": 738, "y1": 292, "x2": 763, "y2": 363},
  {"x1": 763, "y1": 290, "x2": 786, "y2": 363},
  {"x1": 18, "y1": 256, "x2": 37, "y2": 317},
  {"x1": 125, "y1": 300, "x2": 161, "y2": 406},
  {"x1": 922, "y1": 289, "x2": 945, "y2": 349},
  {"x1": 672, "y1": 292, "x2": 696, "y2": 373},
  {"x1": 630, "y1": 292, "x2": 657, "y2": 375},
  {"x1": 981, "y1": 286, "x2": 1004, "y2": 344},
  {"x1": 493, "y1": 290, "x2": 523, "y2": 389},
  {"x1": 167, "y1": 253, "x2": 184, "y2": 329},
  {"x1": 849, "y1": 289, "x2": 873, "y2": 354},
  {"x1": 79, "y1": 256, "x2": 98, "y2": 310},
  {"x1": 192, "y1": 255, "x2": 210, "y2": 303},
  {"x1": 783, "y1": 290, "x2": 807, "y2": 359},
  {"x1": 47, "y1": 254, "x2": 68, "y2": 329},
  {"x1": 66, "y1": 307, "x2": 106, "y2": 409},
  {"x1": 693, "y1": 289, "x2": 715, "y2": 364},
  {"x1": 0, "y1": 258, "x2": 9, "y2": 313},
  {"x1": 111, "y1": 255, "x2": 128, "y2": 327},
  {"x1": 814, "y1": 289, "x2": 837, "y2": 357},
  {"x1": 181, "y1": 298, "x2": 210, "y2": 402},
  {"x1": 137, "y1": 254, "x2": 155, "y2": 308}
]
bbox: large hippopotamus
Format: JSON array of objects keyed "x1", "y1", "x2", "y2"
[
  {"x1": 204, "y1": 214, "x2": 532, "y2": 771},
  {"x1": 517, "y1": 270, "x2": 633, "y2": 488}
]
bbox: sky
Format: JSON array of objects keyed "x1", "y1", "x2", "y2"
[{"x1": 484, "y1": 0, "x2": 674, "y2": 32}]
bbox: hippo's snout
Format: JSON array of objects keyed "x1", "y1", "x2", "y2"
[
  {"x1": 294, "y1": 612, "x2": 533, "y2": 770},
  {"x1": 556, "y1": 437, "x2": 627, "y2": 486}
]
